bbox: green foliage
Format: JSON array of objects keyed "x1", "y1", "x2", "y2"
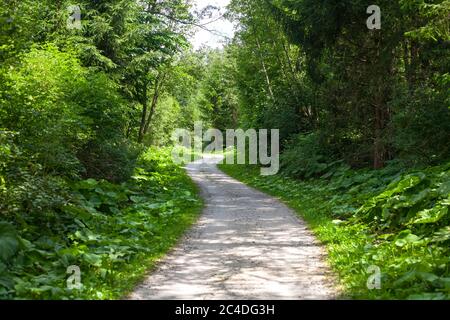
[
  {"x1": 1, "y1": 0, "x2": 449, "y2": 302},
  {"x1": 0, "y1": 222, "x2": 20, "y2": 262},
  {"x1": 390, "y1": 81, "x2": 450, "y2": 165},
  {"x1": 221, "y1": 1, "x2": 450, "y2": 299},
  {"x1": 280, "y1": 133, "x2": 343, "y2": 179},
  {"x1": 0, "y1": 148, "x2": 202, "y2": 300},
  {"x1": 196, "y1": 50, "x2": 239, "y2": 130},
  {"x1": 1, "y1": 45, "x2": 87, "y2": 177},
  {"x1": 220, "y1": 160, "x2": 450, "y2": 299},
  {"x1": 227, "y1": 0, "x2": 450, "y2": 168},
  {"x1": 1, "y1": 45, "x2": 136, "y2": 182},
  {"x1": 357, "y1": 164, "x2": 450, "y2": 233},
  {"x1": 0, "y1": 1, "x2": 203, "y2": 300},
  {"x1": 146, "y1": 96, "x2": 183, "y2": 146},
  {"x1": 227, "y1": 0, "x2": 310, "y2": 139},
  {"x1": 0, "y1": 46, "x2": 139, "y2": 234}
]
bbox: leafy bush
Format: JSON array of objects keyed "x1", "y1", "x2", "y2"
[
  {"x1": 146, "y1": 96, "x2": 183, "y2": 147},
  {"x1": 0, "y1": 45, "x2": 141, "y2": 243},
  {"x1": 1, "y1": 45, "x2": 89, "y2": 177},
  {"x1": 77, "y1": 139, "x2": 140, "y2": 184},
  {"x1": 0, "y1": 148, "x2": 202, "y2": 300},
  {"x1": 73, "y1": 71, "x2": 139, "y2": 182},
  {"x1": 0, "y1": 44, "x2": 138, "y2": 183},
  {"x1": 357, "y1": 164, "x2": 450, "y2": 232},
  {"x1": 280, "y1": 133, "x2": 345, "y2": 179},
  {"x1": 390, "y1": 82, "x2": 450, "y2": 165}
]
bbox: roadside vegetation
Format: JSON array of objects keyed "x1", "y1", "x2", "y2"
[
  {"x1": 0, "y1": 1, "x2": 205, "y2": 300},
  {"x1": 1, "y1": 148, "x2": 202, "y2": 299},
  {"x1": 216, "y1": 0, "x2": 449, "y2": 300},
  {"x1": 220, "y1": 160, "x2": 450, "y2": 299}
]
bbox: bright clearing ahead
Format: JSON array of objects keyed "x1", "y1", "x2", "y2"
[{"x1": 190, "y1": 0, "x2": 235, "y2": 49}]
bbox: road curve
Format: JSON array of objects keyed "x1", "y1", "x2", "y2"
[{"x1": 129, "y1": 155, "x2": 338, "y2": 300}]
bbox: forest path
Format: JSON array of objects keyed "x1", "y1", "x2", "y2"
[{"x1": 129, "y1": 155, "x2": 338, "y2": 300}]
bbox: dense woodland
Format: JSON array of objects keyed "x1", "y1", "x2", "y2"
[{"x1": 0, "y1": 0, "x2": 449, "y2": 299}]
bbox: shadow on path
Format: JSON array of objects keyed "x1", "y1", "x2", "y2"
[{"x1": 129, "y1": 155, "x2": 338, "y2": 300}]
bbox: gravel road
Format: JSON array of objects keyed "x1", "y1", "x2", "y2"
[{"x1": 129, "y1": 155, "x2": 338, "y2": 300}]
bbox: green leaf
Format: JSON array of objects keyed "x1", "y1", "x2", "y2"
[
  {"x1": 0, "y1": 222, "x2": 20, "y2": 262},
  {"x1": 76, "y1": 179, "x2": 98, "y2": 190},
  {"x1": 413, "y1": 205, "x2": 448, "y2": 224},
  {"x1": 0, "y1": 262, "x2": 7, "y2": 274},
  {"x1": 395, "y1": 230, "x2": 421, "y2": 247},
  {"x1": 393, "y1": 270, "x2": 417, "y2": 286},
  {"x1": 83, "y1": 253, "x2": 103, "y2": 267},
  {"x1": 407, "y1": 293, "x2": 446, "y2": 300},
  {"x1": 130, "y1": 196, "x2": 147, "y2": 203},
  {"x1": 416, "y1": 272, "x2": 439, "y2": 283},
  {"x1": 431, "y1": 226, "x2": 450, "y2": 242}
]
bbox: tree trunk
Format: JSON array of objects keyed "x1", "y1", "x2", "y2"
[
  {"x1": 143, "y1": 84, "x2": 159, "y2": 136},
  {"x1": 138, "y1": 85, "x2": 148, "y2": 143},
  {"x1": 255, "y1": 37, "x2": 275, "y2": 101},
  {"x1": 143, "y1": 72, "x2": 166, "y2": 138},
  {"x1": 371, "y1": 32, "x2": 392, "y2": 169},
  {"x1": 373, "y1": 102, "x2": 384, "y2": 169}
]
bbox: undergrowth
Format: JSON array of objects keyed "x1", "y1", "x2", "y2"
[{"x1": 0, "y1": 148, "x2": 202, "y2": 299}]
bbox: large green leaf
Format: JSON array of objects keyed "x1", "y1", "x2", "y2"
[
  {"x1": 431, "y1": 226, "x2": 450, "y2": 242},
  {"x1": 395, "y1": 230, "x2": 422, "y2": 247},
  {"x1": 0, "y1": 222, "x2": 20, "y2": 262},
  {"x1": 83, "y1": 253, "x2": 103, "y2": 267},
  {"x1": 413, "y1": 205, "x2": 448, "y2": 224}
]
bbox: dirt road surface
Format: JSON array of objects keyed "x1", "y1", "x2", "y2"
[{"x1": 129, "y1": 155, "x2": 337, "y2": 300}]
